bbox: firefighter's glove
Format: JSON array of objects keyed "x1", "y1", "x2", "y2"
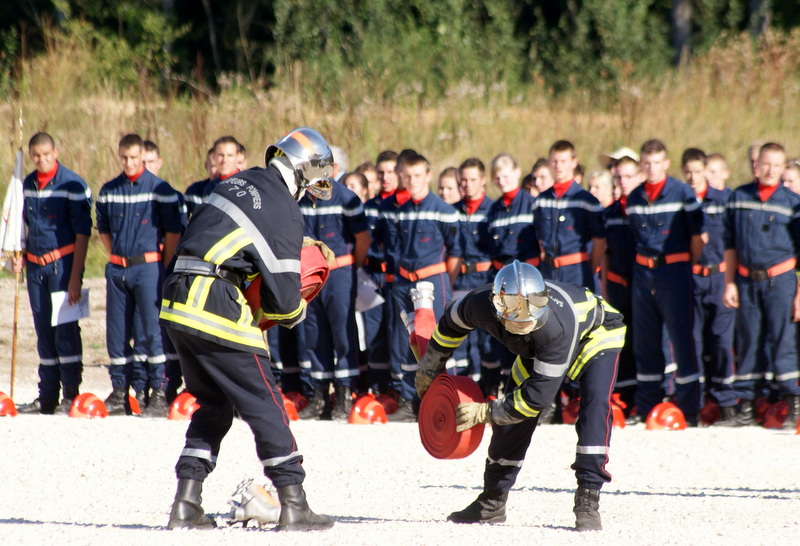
[
  {"x1": 303, "y1": 237, "x2": 336, "y2": 268},
  {"x1": 455, "y1": 402, "x2": 490, "y2": 432},
  {"x1": 415, "y1": 346, "x2": 449, "y2": 398}
]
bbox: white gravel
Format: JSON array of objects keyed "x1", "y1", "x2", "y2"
[{"x1": 1, "y1": 279, "x2": 799, "y2": 544}]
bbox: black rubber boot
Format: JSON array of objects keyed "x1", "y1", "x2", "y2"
[
  {"x1": 387, "y1": 397, "x2": 418, "y2": 422},
  {"x1": 17, "y1": 398, "x2": 57, "y2": 415},
  {"x1": 142, "y1": 389, "x2": 169, "y2": 418},
  {"x1": 168, "y1": 478, "x2": 216, "y2": 530},
  {"x1": 275, "y1": 484, "x2": 334, "y2": 531},
  {"x1": 573, "y1": 487, "x2": 602, "y2": 531},
  {"x1": 54, "y1": 385, "x2": 80, "y2": 415},
  {"x1": 331, "y1": 385, "x2": 353, "y2": 421},
  {"x1": 783, "y1": 395, "x2": 800, "y2": 430},
  {"x1": 447, "y1": 490, "x2": 508, "y2": 523},
  {"x1": 298, "y1": 383, "x2": 327, "y2": 420},
  {"x1": 104, "y1": 387, "x2": 130, "y2": 416},
  {"x1": 715, "y1": 405, "x2": 737, "y2": 425},
  {"x1": 716, "y1": 399, "x2": 754, "y2": 427},
  {"x1": 134, "y1": 389, "x2": 147, "y2": 414}
]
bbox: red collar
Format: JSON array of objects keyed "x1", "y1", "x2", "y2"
[
  {"x1": 379, "y1": 189, "x2": 394, "y2": 200},
  {"x1": 464, "y1": 194, "x2": 484, "y2": 215},
  {"x1": 757, "y1": 182, "x2": 780, "y2": 202},
  {"x1": 36, "y1": 163, "x2": 59, "y2": 189},
  {"x1": 501, "y1": 188, "x2": 519, "y2": 207},
  {"x1": 552, "y1": 179, "x2": 573, "y2": 199},
  {"x1": 219, "y1": 169, "x2": 240, "y2": 181},
  {"x1": 619, "y1": 195, "x2": 628, "y2": 216},
  {"x1": 644, "y1": 177, "x2": 667, "y2": 202},
  {"x1": 696, "y1": 186, "x2": 708, "y2": 201},
  {"x1": 395, "y1": 188, "x2": 411, "y2": 206},
  {"x1": 126, "y1": 165, "x2": 146, "y2": 182}
]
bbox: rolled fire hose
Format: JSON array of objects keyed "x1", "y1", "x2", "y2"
[{"x1": 418, "y1": 374, "x2": 485, "y2": 459}]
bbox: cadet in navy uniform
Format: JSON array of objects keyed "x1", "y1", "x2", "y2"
[
  {"x1": 383, "y1": 152, "x2": 462, "y2": 421},
  {"x1": 361, "y1": 150, "x2": 400, "y2": 393},
  {"x1": 160, "y1": 127, "x2": 334, "y2": 531},
  {"x1": 184, "y1": 136, "x2": 242, "y2": 218},
  {"x1": 625, "y1": 139, "x2": 706, "y2": 425},
  {"x1": 535, "y1": 140, "x2": 606, "y2": 288},
  {"x1": 451, "y1": 158, "x2": 495, "y2": 383},
  {"x1": 722, "y1": 142, "x2": 800, "y2": 428},
  {"x1": 297, "y1": 177, "x2": 371, "y2": 420},
  {"x1": 601, "y1": 155, "x2": 642, "y2": 412},
  {"x1": 415, "y1": 262, "x2": 625, "y2": 531},
  {"x1": 484, "y1": 153, "x2": 539, "y2": 397},
  {"x1": 96, "y1": 134, "x2": 182, "y2": 416},
  {"x1": 681, "y1": 148, "x2": 737, "y2": 422},
  {"x1": 14, "y1": 133, "x2": 92, "y2": 415}
]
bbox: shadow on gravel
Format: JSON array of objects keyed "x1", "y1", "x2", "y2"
[
  {"x1": 0, "y1": 517, "x2": 162, "y2": 530},
  {"x1": 422, "y1": 484, "x2": 800, "y2": 500}
]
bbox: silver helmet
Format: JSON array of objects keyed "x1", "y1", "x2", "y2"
[
  {"x1": 492, "y1": 260, "x2": 549, "y2": 334},
  {"x1": 265, "y1": 127, "x2": 334, "y2": 200}
]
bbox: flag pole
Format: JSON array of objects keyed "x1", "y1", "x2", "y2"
[{"x1": 10, "y1": 104, "x2": 23, "y2": 399}]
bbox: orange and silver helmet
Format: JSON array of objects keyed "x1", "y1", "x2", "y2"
[
  {"x1": 492, "y1": 260, "x2": 549, "y2": 334},
  {"x1": 265, "y1": 127, "x2": 334, "y2": 200}
]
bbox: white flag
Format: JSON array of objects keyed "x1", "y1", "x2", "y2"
[{"x1": 1, "y1": 149, "x2": 25, "y2": 272}]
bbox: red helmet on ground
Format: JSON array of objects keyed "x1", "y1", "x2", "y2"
[
  {"x1": 0, "y1": 392, "x2": 17, "y2": 417},
  {"x1": 348, "y1": 394, "x2": 388, "y2": 424},
  {"x1": 69, "y1": 393, "x2": 109, "y2": 419},
  {"x1": 169, "y1": 392, "x2": 200, "y2": 420},
  {"x1": 646, "y1": 402, "x2": 687, "y2": 431}
]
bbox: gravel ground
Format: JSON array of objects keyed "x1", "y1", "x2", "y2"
[{"x1": 1, "y1": 277, "x2": 799, "y2": 545}]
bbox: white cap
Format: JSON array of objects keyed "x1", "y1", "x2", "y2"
[{"x1": 599, "y1": 146, "x2": 640, "y2": 166}]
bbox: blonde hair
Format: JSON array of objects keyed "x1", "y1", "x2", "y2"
[
  {"x1": 586, "y1": 169, "x2": 613, "y2": 189},
  {"x1": 490, "y1": 153, "x2": 518, "y2": 177}
]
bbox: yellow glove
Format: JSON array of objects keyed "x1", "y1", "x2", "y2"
[
  {"x1": 303, "y1": 237, "x2": 336, "y2": 268},
  {"x1": 455, "y1": 402, "x2": 490, "y2": 432}
]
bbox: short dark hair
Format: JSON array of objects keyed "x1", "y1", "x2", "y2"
[
  {"x1": 405, "y1": 153, "x2": 430, "y2": 172},
  {"x1": 376, "y1": 150, "x2": 398, "y2": 165},
  {"x1": 760, "y1": 142, "x2": 786, "y2": 157},
  {"x1": 549, "y1": 140, "x2": 576, "y2": 157},
  {"x1": 574, "y1": 163, "x2": 585, "y2": 178},
  {"x1": 681, "y1": 148, "x2": 706, "y2": 167},
  {"x1": 238, "y1": 143, "x2": 247, "y2": 156},
  {"x1": 396, "y1": 149, "x2": 419, "y2": 172},
  {"x1": 641, "y1": 139, "x2": 667, "y2": 156},
  {"x1": 439, "y1": 166, "x2": 458, "y2": 181},
  {"x1": 143, "y1": 140, "x2": 160, "y2": 155},
  {"x1": 28, "y1": 132, "x2": 55, "y2": 150},
  {"x1": 213, "y1": 135, "x2": 241, "y2": 152},
  {"x1": 459, "y1": 157, "x2": 485, "y2": 175},
  {"x1": 530, "y1": 157, "x2": 549, "y2": 173},
  {"x1": 119, "y1": 134, "x2": 144, "y2": 151}
]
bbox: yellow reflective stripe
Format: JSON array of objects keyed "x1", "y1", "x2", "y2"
[
  {"x1": 263, "y1": 299, "x2": 306, "y2": 321},
  {"x1": 511, "y1": 356, "x2": 530, "y2": 386},
  {"x1": 432, "y1": 327, "x2": 466, "y2": 349},
  {"x1": 512, "y1": 389, "x2": 540, "y2": 418},
  {"x1": 159, "y1": 302, "x2": 265, "y2": 348},
  {"x1": 204, "y1": 228, "x2": 251, "y2": 263},
  {"x1": 567, "y1": 325, "x2": 626, "y2": 380},
  {"x1": 195, "y1": 276, "x2": 214, "y2": 309}
]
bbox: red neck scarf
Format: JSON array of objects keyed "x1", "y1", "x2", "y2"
[
  {"x1": 219, "y1": 168, "x2": 240, "y2": 181},
  {"x1": 464, "y1": 194, "x2": 484, "y2": 215},
  {"x1": 696, "y1": 186, "x2": 708, "y2": 201},
  {"x1": 758, "y1": 182, "x2": 780, "y2": 202},
  {"x1": 644, "y1": 177, "x2": 667, "y2": 202},
  {"x1": 619, "y1": 195, "x2": 628, "y2": 216},
  {"x1": 501, "y1": 188, "x2": 519, "y2": 207},
  {"x1": 126, "y1": 165, "x2": 146, "y2": 182},
  {"x1": 379, "y1": 189, "x2": 394, "y2": 200},
  {"x1": 553, "y1": 179, "x2": 573, "y2": 199},
  {"x1": 395, "y1": 188, "x2": 411, "y2": 206},
  {"x1": 36, "y1": 163, "x2": 59, "y2": 190}
]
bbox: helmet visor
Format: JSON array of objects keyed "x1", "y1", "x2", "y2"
[
  {"x1": 492, "y1": 290, "x2": 549, "y2": 322},
  {"x1": 298, "y1": 160, "x2": 334, "y2": 200}
]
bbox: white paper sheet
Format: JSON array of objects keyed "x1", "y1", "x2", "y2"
[
  {"x1": 51, "y1": 288, "x2": 90, "y2": 326},
  {"x1": 355, "y1": 268, "x2": 385, "y2": 312}
]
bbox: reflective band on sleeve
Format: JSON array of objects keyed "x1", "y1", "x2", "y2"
[
  {"x1": 448, "y1": 298, "x2": 473, "y2": 331},
  {"x1": 510, "y1": 356, "x2": 530, "y2": 386},
  {"x1": 432, "y1": 326, "x2": 467, "y2": 349},
  {"x1": 533, "y1": 359, "x2": 569, "y2": 378},
  {"x1": 512, "y1": 389, "x2": 540, "y2": 418}
]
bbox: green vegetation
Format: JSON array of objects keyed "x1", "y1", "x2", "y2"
[{"x1": 1, "y1": 1, "x2": 800, "y2": 277}]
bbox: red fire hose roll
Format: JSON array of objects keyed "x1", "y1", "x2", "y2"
[{"x1": 418, "y1": 374, "x2": 485, "y2": 459}]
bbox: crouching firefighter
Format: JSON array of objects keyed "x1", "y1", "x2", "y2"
[
  {"x1": 159, "y1": 128, "x2": 336, "y2": 532},
  {"x1": 415, "y1": 261, "x2": 625, "y2": 531}
]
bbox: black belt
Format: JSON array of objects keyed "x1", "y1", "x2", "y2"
[{"x1": 173, "y1": 255, "x2": 244, "y2": 287}]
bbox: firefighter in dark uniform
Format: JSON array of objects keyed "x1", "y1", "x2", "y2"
[
  {"x1": 415, "y1": 261, "x2": 625, "y2": 531},
  {"x1": 160, "y1": 127, "x2": 334, "y2": 532}
]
